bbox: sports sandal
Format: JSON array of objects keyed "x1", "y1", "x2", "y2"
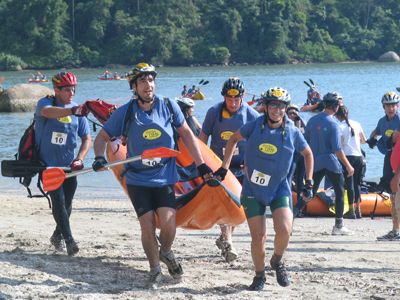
[{"x1": 159, "y1": 250, "x2": 183, "y2": 279}]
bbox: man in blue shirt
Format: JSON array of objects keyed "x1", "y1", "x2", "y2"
[
  {"x1": 92, "y1": 63, "x2": 213, "y2": 288},
  {"x1": 199, "y1": 77, "x2": 259, "y2": 263},
  {"x1": 368, "y1": 92, "x2": 400, "y2": 241},
  {"x1": 305, "y1": 92, "x2": 354, "y2": 235},
  {"x1": 35, "y1": 72, "x2": 91, "y2": 256}
]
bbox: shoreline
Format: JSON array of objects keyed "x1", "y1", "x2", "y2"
[{"x1": 1, "y1": 192, "x2": 399, "y2": 299}]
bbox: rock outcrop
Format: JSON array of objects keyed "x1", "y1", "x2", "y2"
[
  {"x1": 0, "y1": 84, "x2": 53, "y2": 112},
  {"x1": 378, "y1": 51, "x2": 400, "y2": 62}
]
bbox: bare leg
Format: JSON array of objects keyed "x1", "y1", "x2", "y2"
[{"x1": 247, "y1": 215, "x2": 267, "y2": 272}]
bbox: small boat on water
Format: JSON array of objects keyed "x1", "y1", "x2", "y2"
[
  {"x1": 28, "y1": 79, "x2": 49, "y2": 83},
  {"x1": 85, "y1": 99, "x2": 245, "y2": 230}
]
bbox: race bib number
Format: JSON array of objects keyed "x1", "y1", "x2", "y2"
[
  {"x1": 51, "y1": 132, "x2": 67, "y2": 145},
  {"x1": 250, "y1": 169, "x2": 270, "y2": 186},
  {"x1": 142, "y1": 157, "x2": 162, "y2": 167},
  {"x1": 223, "y1": 147, "x2": 239, "y2": 156}
]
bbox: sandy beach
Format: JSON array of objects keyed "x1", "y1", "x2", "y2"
[{"x1": 0, "y1": 188, "x2": 399, "y2": 300}]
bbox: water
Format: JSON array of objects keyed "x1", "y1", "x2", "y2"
[{"x1": 1, "y1": 62, "x2": 399, "y2": 197}]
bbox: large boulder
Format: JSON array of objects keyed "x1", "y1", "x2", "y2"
[
  {"x1": 0, "y1": 84, "x2": 54, "y2": 112},
  {"x1": 378, "y1": 51, "x2": 400, "y2": 62}
]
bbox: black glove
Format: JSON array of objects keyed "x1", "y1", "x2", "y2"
[
  {"x1": 214, "y1": 167, "x2": 228, "y2": 181},
  {"x1": 366, "y1": 137, "x2": 378, "y2": 149},
  {"x1": 92, "y1": 156, "x2": 108, "y2": 171},
  {"x1": 386, "y1": 135, "x2": 394, "y2": 150},
  {"x1": 302, "y1": 179, "x2": 314, "y2": 199},
  {"x1": 197, "y1": 163, "x2": 213, "y2": 179}
]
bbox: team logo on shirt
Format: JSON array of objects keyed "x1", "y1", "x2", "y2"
[
  {"x1": 385, "y1": 129, "x2": 394, "y2": 137},
  {"x1": 221, "y1": 131, "x2": 234, "y2": 141},
  {"x1": 143, "y1": 129, "x2": 162, "y2": 140},
  {"x1": 58, "y1": 116, "x2": 72, "y2": 124},
  {"x1": 259, "y1": 143, "x2": 277, "y2": 154}
]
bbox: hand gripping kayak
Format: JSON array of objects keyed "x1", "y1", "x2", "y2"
[{"x1": 42, "y1": 147, "x2": 180, "y2": 192}]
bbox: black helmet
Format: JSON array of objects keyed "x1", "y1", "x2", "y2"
[
  {"x1": 128, "y1": 62, "x2": 157, "y2": 88},
  {"x1": 221, "y1": 77, "x2": 245, "y2": 97},
  {"x1": 323, "y1": 92, "x2": 342, "y2": 105},
  {"x1": 261, "y1": 87, "x2": 291, "y2": 104}
]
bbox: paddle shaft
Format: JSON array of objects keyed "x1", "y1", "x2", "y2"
[{"x1": 64, "y1": 154, "x2": 144, "y2": 179}]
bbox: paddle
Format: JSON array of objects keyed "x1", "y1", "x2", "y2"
[{"x1": 42, "y1": 147, "x2": 180, "y2": 192}]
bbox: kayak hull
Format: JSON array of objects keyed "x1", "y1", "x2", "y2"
[
  {"x1": 294, "y1": 192, "x2": 391, "y2": 216},
  {"x1": 105, "y1": 138, "x2": 245, "y2": 230}
]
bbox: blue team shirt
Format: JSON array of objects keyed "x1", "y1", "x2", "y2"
[
  {"x1": 374, "y1": 113, "x2": 400, "y2": 155},
  {"x1": 240, "y1": 116, "x2": 308, "y2": 206},
  {"x1": 103, "y1": 96, "x2": 185, "y2": 187},
  {"x1": 34, "y1": 96, "x2": 90, "y2": 167},
  {"x1": 305, "y1": 111, "x2": 342, "y2": 173},
  {"x1": 201, "y1": 102, "x2": 259, "y2": 167}
]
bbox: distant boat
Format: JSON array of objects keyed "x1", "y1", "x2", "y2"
[{"x1": 28, "y1": 78, "x2": 48, "y2": 83}]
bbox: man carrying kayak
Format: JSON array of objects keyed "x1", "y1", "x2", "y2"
[
  {"x1": 92, "y1": 63, "x2": 213, "y2": 288},
  {"x1": 35, "y1": 72, "x2": 91, "y2": 256},
  {"x1": 214, "y1": 87, "x2": 314, "y2": 290},
  {"x1": 199, "y1": 77, "x2": 259, "y2": 263}
]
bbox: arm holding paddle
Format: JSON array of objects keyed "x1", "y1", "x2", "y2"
[{"x1": 92, "y1": 128, "x2": 111, "y2": 171}]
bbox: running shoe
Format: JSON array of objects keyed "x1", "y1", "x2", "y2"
[
  {"x1": 50, "y1": 233, "x2": 64, "y2": 252},
  {"x1": 215, "y1": 236, "x2": 238, "y2": 262},
  {"x1": 270, "y1": 260, "x2": 291, "y2": 287},
  {"x1": 248, "y1": 276, "x2": 266, "y2": 291},
  {"x1": 343, "y1": 210, "x2": 356, "y2": 219},
  {"x1": 65, "y1": 239, "x2": 79, "y2": 256},
  {"x1": 159, "y1": 250, "x2": 183, "y2": 279},
  {"x1": 146, "y1": 270, "x2": 162, "y2": 289},
  {"x1": 331, "y1": 226, "x2": 353, "y2": 236},
  {"x1": 377, "y1": 230, "x2": 400, "y2": 241}
]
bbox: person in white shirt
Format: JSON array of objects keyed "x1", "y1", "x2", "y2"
[{"x1": 335, "y1": 105, "x2": 366, "y2": 218}]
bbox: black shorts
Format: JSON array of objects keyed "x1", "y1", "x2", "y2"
[{"x1": 127, "y1": 184, "x2": 176, "y2": 217}]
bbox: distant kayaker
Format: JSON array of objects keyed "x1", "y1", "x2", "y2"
[
  {"x1": 214, "y1": 87, "x2": 314, "y2": 290},
  {"x1": 300, "y1": 79, "x2": 323, "y2": 112},
  {"x1": 35, "y1": 72, "x2": 91, "y2": 256},
  {"x1": 92, "y1": 62, "x2": 213, "y2": 288},
  {"x1": 199, "y1": 77, "x2": 259, "y2": 263}
]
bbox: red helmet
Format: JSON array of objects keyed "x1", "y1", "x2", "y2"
[{"x1": 52, "y1": 72, "x2": 77, "y2": 88}]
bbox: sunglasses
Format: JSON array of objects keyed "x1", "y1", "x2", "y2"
[{"x1": 268, "y1": 102, "x2": 287, "y2": 109}]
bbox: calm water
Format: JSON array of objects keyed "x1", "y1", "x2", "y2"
[{"x1": 1, "y1": 62, "x2": 399, "y2": 198}]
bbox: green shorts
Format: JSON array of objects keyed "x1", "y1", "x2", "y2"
[{"x1": 241, "y1": 195, "x2": 290, "y2": 219}]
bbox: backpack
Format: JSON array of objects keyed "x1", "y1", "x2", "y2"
[
  {"x1": 1, "y1": 100, "x2": 53, "y2": 207},
  {"x1": 17, "y1": 119, "x2": 50, "y2": 205}
]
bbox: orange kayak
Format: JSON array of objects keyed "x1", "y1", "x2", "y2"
[
  {"x1": 293, "y1": 191, "x2": 391, "y2": 217},
  {"x1": 105, "y1": 137, "x2": 245, "y2": 230}
]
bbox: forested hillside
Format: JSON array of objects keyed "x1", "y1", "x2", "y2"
[{"x1": 0, "y1": 0, "x2": 399, "y2": 69}]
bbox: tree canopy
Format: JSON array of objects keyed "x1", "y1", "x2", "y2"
[{"x1": 0, "y1": 0, "x2": 399, "y2": 69}]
